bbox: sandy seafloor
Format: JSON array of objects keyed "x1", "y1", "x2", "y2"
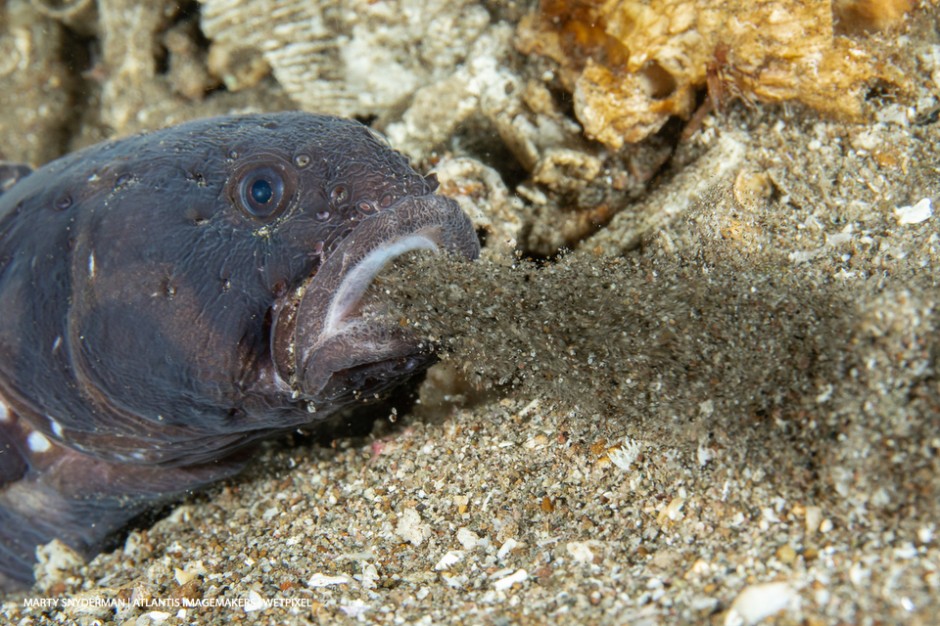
[{"x1": 2, "y1": 1, "x2": 940, "y2": 624}]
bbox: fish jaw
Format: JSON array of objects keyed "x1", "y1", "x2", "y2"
[{"x1": 271, "y1": 192, "x2": 479, "y2": 403}]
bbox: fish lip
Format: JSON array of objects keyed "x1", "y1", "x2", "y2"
[{"x1": 270, "y1": 193, "x2": 478, "y2": 401}]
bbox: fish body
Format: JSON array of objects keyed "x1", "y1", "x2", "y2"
[{"x1": 0, "y1": 112, "x2": 478, "y2": 590}]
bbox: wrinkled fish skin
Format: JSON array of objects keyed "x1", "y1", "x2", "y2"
[{"x1": 0, "y1": 112, "x2": 479, "y2": 591}]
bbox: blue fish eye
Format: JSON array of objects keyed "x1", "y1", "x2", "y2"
[
  {"x1": 250, "y1": 178, "x2": 274, "y2": 205},
  {"x1": 235, "y1": 165, "x2": 290, "y2": 220}
]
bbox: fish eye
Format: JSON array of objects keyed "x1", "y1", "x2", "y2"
[
  {"x1": 229, "y1": 160, "x2": 296, "y2": 221},
  {"x1": 247, "y1": 175, "x2": 275, "y2": 206},
  {"x1": 237, "y1": 167, "x2": 287, "y2": 219}
]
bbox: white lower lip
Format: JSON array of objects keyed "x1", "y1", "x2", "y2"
[{"x1": 322, "y1": 231, "x2": 440, "y2": 339}]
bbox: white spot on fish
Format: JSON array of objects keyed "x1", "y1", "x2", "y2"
[
  {"x1": 50, "y1": 419, "x2": 64, "y2": 438},
  {"x1": 52, "y1": 335, "x2": 62, "y2": 353},
  {"x1": 88, "y1": 253, "x2": 96, "y2": 278},
  {"x1": 114, "y1": 451, "x2": 150, "y2": 463},
  {"x1": 0, "y1": 401, "x2": 9, "y2": 423},
  {"x1": 27, "y1": 430, "x2": 52, "y2": 453}
]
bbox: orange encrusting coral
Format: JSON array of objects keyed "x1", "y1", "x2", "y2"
[{"x1": 517, "y1": 0, "x2": 912, "y2": 149}]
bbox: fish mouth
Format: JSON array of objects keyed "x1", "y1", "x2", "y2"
[{"x1": 270, "y1": 193, "x2": 478, "y2": 405}]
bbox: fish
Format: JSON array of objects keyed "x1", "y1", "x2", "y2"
[{"x1": 0, "y1": 112, "x2": 479, "y2": 591}]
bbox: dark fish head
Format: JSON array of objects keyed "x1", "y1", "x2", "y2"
[{"x1": 0, "y1": 113, "x2": 478, "y2": 461}]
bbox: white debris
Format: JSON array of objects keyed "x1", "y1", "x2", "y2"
[
  {"x1": 917, "y1": 526, "x2": 934, "y2": 544},
  {"x1": 895, "y1": 198, "x2": 932, "y2": 225},
  {"x1": 434, "y1": 550, "x2": 465, "y2": 571},
  {"x1": 496, "y1": 538, "x2": 518, "y2": 561},
  {"x1": 697, "y1": 444, "x2": 714, "y2": 468},
  {"x1": 307, "y1": 573, "x2": 351, "y2": 588},
  {"x1": 34, "y1": 539, "x2": 84, "y2": 588},
  {"x1": 849, "y1": 562, "x2": 871, "y2": 586},
  {"x1": 261, "y1": 506, "x2": 278, "y2": 521},
  {"x1": 356, "y1": 562, "x2": 380, "y2": 589},
  {"x1": 139, "y1": 611, "x2": 172, "y2": 624},
  {"x1": 492, "y1": 568, "x2": 528, "y2": 591},
  {"x1": 725, "y1": 582, "x2": 796, "y2": 626},
  {"x1": 566, "y1": 541, "x2": 595, "y2": 564},
  {"x1": 395, "y1": 507, "x2": 432, "y2": 546},
  {"x1": 340, "y1": 600, "x2": 370, "y2": 618},
  {"x1": 788, "y1": 248, "x2": 821, "y2": 264},
  {"x1": 442, "y1": 572, "x2": 469, "y2": 589},
  {"x1": 851, "y1": 128, "x2": 881, "y2": 151},
  {"x1": 609, "y1": 437, "x2": 642, "y2": 471},
  {"x1": 456, "y1": 527, "x2": 481, "y2": 550},
  {"x1": 174, "y1": 563, "x2": 203, "y2": 586},
  {"x1": 825, "y1": 229, "x2": 853, "y2": 246},
  {"x1": 243, "y1": 590, "x2": 266, "y2": 612}
]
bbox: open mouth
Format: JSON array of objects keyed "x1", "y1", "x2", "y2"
[{"x1": 269, "y1": 193, "x2": 479, "y2": 403}]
